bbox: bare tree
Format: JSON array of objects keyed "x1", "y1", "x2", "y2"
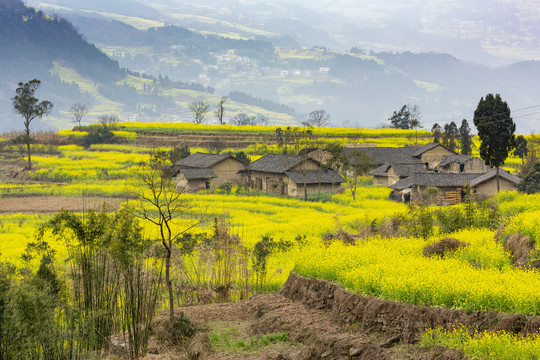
[
  {"x1": 410, "y1": 119, "x2": 423, "y2": 144},
  {"x1": 189, "y1": 99, "x2": 210, "y2": 124},
  {"x1": 307, "y1": 109, "x2": 330, "y2": 127},
  {"x1": 133, "y1": 155, "x2": 201, "y2": 324},
  {"x1": 231, "y1": 113, "x2": 268, "y2": 126},
  {"x1": 408, "y1": 104, "x2": 422, "y2": 124},
  {"x1": 215, "y1": 96, "x2": 227, "y2": 125},
  {"x1": 208, "y1": 138, "x2": 226, "y2": 154},
  {"x1": 344, "y1": 150, "x2": 377, "y2": 200},
  {"x1": 12, "y1": 79, "x2": 53, "y2": 170},
  {"x1": 98, "y1": 114, "x2": 119, "y2": 127},
  {"x1": 70, "y1": 103, "x2": 88, "y2": 127},
  {"x1": 231, "y1": 113, "x2": 256, "y2": 126},
  {"x1": 408, "y1": 104, "x2": 422, "y2": 144},
  {"x1": 257, "y1": 114, "x2": 269, "y2": 126},
  {"x1": 288, "y1": 128, "x2": 313, "y2": 201}
]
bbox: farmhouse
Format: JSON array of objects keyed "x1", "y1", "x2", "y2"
[
  {"x1": 389, "y1": 169, "x2": 521, "y2": 204},
  {"x1": 173, "y1": 168, "x2": 216, "y2": 192},
  {"x1": 172, "y1": 152, "x2": 248, "y2": 192},
  {"x1": 352, "y1": 146, "x2": 426, "y2": 185},
  {"x1": 344, "y1": 143, "x2": 456, "y2": 185},
  {"x1": 438, "y1": 154, "x2": 489, "y2": 174},
  {"x1": 389, "y1": 173, "x2": 479, "y2": 205},
  {"x1": 245, "y1": 153, "x2": 344, "y2": 197},
  {"x1": 469, "y1": 168, "x2": 522, "y2": 198},
  {"x1": 412, "y1": 143, "x2": 455, "y2": 169}
]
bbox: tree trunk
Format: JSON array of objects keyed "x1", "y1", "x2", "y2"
[
  {"x1": 496, "y1": 166, "x2": 500, "y2": 192},
  {"x1": 165, "y1": 242, "x2": 174, "y2": 324},
  {"x1": 25, "y1": 123, "x2": 32, "y2": 170},
  {"x1": 26, "y1": 140, "x2": 32, "y2": 170}
]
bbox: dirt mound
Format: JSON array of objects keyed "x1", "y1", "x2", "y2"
[
  {"x1": 423, "y1": 238, "x2": 468, "y2": 257},
  {"x1": 141, "y1": 291, "x2": 469, "y2": 360},
  {"x1": 107, "y1": 272, "x2": 540, "y2": 359},
  {"x1": 503, "y1": 232, "x2": 538, "y2": 268}
]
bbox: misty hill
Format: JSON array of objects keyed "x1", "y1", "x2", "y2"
[
  {"x1": 5, "y1": 0, "x2": 540, "y2": 132},
  {"x1": 0, "y1": 0, "x2": 292, "y2": 131},
  {"x1": 29, "y1": 1, "x2": 538, "y2": 132},
  {"x1": 0, "y1": 0, "x2": 123, "y2": 129}
]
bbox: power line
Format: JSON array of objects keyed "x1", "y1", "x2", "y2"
[{"x1": 420, "y1": 104, "x2": 540, "y2": 128}]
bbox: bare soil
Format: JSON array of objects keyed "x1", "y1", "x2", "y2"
[
  {"x1": 0, "y1": 196, "x2": 124, "y2": 213},
  {"x1": 131, "y1": 271, "x2": 540, "y2": 359},
  {"x1": 0, "y1": 160, "x2": 27, "y2": 180},
  {"x1": 138, "y1": 292, "x2": 466, "y2": 360}
]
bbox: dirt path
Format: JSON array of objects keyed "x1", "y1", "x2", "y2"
[
  {"x1": 140, "y1": 293, "x2": 465, "y2": 360},
  {"x1": 0, "y1": 196, "x2": 125, "y2": 213}
]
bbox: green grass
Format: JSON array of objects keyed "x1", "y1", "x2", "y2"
[{"x1": 208, "y1": 322, "x2": 289, "y2": 352}]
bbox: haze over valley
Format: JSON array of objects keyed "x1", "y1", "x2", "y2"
[{"x1": 2, "y1": 0, "x2": 539, "y2": 132}]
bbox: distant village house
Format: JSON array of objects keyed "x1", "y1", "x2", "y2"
[
  {"x1": 172, "y1": 152, "x2": 248, "y2": 192},
  {"x1": 245, "y1": 153, "x2": 344, "y2": 198}
]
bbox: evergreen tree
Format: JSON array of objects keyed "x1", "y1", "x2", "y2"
[
  {"x1": 388, "y1": 105, "x2": 411, "y2": 129},
  {"x1": 473, "y1": 93, "x2": 516, "y2": 191},
  {"x1": 443, "y1": 121, "x2": 459, "y2": 152},
  {"x1": 459, "y1": 119, "x2": 472, "y2": 155},
  {"x1": 514, "y1": 135, "x2": 528, "y2": 164},
  {"x1": 431, "y1": 123, "x2": 442, "y2": 143}
]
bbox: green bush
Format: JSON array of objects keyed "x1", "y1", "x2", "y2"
[{"x1": 518, "y1": 162, "x2": 540, "y2": 194}]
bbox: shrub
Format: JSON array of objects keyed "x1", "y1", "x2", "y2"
[
  {"x1": 218, "y1": 182, "x2": 232, "y2": 194},
  {"x1": 168, "y1": 144, "x2": 191, "y2": 164},
  {"x1": 82, "y1": 124, "x2": 117, "y2": 148},
  {"x1": 518, "y1": 162, "x2": 540, "y2": 194},
  {"x1": 423, "y1": 238, "x2": 468, "y2": 257},
  {"x1": 233, "y1": 151, "x2": 251, "y2": 163}
]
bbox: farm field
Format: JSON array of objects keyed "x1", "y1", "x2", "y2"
[{"x1": 0, "y1": 123, "x2": 538, "y2": 359}]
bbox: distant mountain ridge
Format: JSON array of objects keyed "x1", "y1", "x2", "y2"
[
  {"x1": 3, "y1": 0, "x2": 540, "y2": 132},
  {"x1": 0, "y1": 0, "x2": 125, "y2": 129},
  {"x1": 0, "y1": 0, "x2": 121, "y2": 81}
]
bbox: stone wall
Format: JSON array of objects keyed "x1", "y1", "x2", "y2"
[{"x1": 281, "y1": 272, "x2": 540, "y2": 344}]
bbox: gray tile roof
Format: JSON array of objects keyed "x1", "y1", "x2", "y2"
[
  {"x1": 469, "y1": 168, "x2": 521, "y2": 187},
  {"x1": 346, "y1": 146, "x2": 422, "y2": 165},
  {"x1": 178, "y1": 168, "x2": 216, "y2": 180},
  {"x1": 175, "y1": 152, "x2": 234, "y2": 168},
  {"x1": 439, "y1": 154, "x2": 473, "y2": 167},
  {"x1": 369, "y1": 163, "x2": 391, "y2": 176},
  {"x1": 389, "y1": 173, "x2": 479, "y2": 190},
  {"x1": 285, "y1": 169, "x2": 345, "y2": 184},
  {"x1": 412, "y1": 143, "x2": 453, "y2": 157},
  {"x1": 392, "y1": 163, "x2": 428, "y2": 177},
  {"x1": 249, "y1": 154, "x2": 306, "y2": 173}
]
